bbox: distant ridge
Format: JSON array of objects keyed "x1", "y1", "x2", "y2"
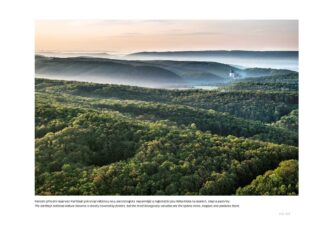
[
  {"x1": 35, "y1": 55, "x2": 294, "y2": 88},
  {"x1": 35, "y1": 55, "x2": 185, "y2": 88},
  {"x1": 128, "y1": 50, "x2": 298, "y2": 58}
]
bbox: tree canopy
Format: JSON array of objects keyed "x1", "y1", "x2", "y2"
[{"x1": 35, "y1": 76, "x2": 298, "y2": 195}]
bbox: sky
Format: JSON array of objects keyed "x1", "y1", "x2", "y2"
[{"x1": 35, "y1": 20, "x2": 298, "y2": 53}]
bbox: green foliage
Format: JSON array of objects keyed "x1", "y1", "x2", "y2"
[
  {"x1": 36, "y1": 83, "x2": 298, "y2": 146},
  {"x1": 35, "y1": 77, "x2": 298, "y2": 195},
  {"x1": 36, "y1": 109, "x2": 145, "y2": 172},
  {"x1": 35, "y1": 103, "x2": 83, "y2": 138},
  {"x1": 93, "y1": 98, "x2": 297, "y2": 145},
  {"x1": 35, "y1": 104, "x2": 298, "y2": 195},
  {"x1": 229, "y1": 73, "x2": 298, "y2": 92},
  {"x1": 36, "y1": 164, "x2": 96, "y2": 195},
  {"x1": 236, "y1": 160, "x2": 298, "y2": 195},
  {"x1": 36, "y1": 78, "x2": 298, "y2": 123},
  {"x1": 272, "y1": 109, "x2": 298, "y2": 131}
]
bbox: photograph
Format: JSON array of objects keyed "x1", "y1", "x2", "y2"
[{"x1": 35, "y1": 20, "x2": 298, "y2": 196}]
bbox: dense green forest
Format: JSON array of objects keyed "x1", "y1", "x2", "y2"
[
  {"x1": 236, "y1": 159, "x2": 298, "y2": 195},
  {"x1": 35, "y1": 73, "x2": 298, "y2": 195}
]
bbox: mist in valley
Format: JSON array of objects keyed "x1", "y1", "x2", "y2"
[
  {"x1": 37, "y1": 51, "x2": 298, "y2": 71},
  {"x1": 35, "y1": 51, "x2": 298, "y2": 89}
]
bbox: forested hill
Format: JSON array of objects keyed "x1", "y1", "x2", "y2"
[
  {"x1": 36, "y1": 76, "x2": 298, "y2": 123},
  {"x1": 35, "y1": 55, "x2": 184, "y2": 88},
  {"x1": 35, "y1": 75, "x2": 298, "y2": 195},
  {"x1": 228, "y1": 72, "x2": 298, "y2": 91},
  {"x1": 35, "y1": 55, "x2": 294, "y2": 88}
]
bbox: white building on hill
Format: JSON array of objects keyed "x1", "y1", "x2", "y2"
[{"x1": 229, "y1": 69, "x2": 240, "y2": 79}]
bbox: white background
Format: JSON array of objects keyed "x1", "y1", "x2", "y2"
[{"x1": 0, "y1": 0, "x2": 319, "y2": 225}]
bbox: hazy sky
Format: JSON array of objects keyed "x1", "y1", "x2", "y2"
[{"x1": 35, "y1": 20, "x2": 298, "y2": 53}]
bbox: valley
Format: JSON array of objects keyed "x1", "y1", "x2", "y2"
[{"x1": 35, "y1": 67, "x2": 298, "y2": 195}]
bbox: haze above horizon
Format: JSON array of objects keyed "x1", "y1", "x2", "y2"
[{"x1": 36, "y1": 20, "x2": 298, "y2": 53}]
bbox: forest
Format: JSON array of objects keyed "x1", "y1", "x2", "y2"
[{"x1": 35, "y1": 72, "x2": 298, "y2": 195}]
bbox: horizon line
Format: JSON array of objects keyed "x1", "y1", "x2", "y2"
[{"x1": 36, "y1": 49, "x2": 299, "y2": 54}]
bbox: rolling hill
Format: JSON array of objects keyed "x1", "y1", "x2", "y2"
[
  {"x1": 35, "y1": 77, "x2": 299, "y2": 195},
  {"x1": 35, "y1": 55, "x2": 294, "y2": 88},
  {"x1": 35, "y1": 55, "x2": 185, "y2": 88}
]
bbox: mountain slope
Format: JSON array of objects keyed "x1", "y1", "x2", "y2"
[
  {"x1": 127, "y1": 50, "x2": 298, "y2": 71},
  {"x1": 35, "y1": 55, "x2": 185, "y2": 88},
  {"x1": 35, "y1": 101, "x2": 298, "y2": 195}
]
